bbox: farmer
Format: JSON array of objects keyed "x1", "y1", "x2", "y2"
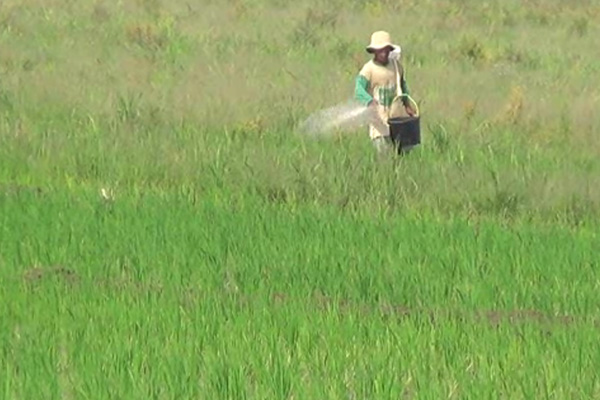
[{"x1": 355, "y1": 31, "x2": 416, "y2": 153}]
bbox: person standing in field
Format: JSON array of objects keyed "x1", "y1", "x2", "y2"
[{"x1": 355, "y1": 31, "x2": 416, "y2": 153}]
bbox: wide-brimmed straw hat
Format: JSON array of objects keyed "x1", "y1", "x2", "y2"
[{"x1": 366, "y1": 31, "x2": 398, "y2": 53}]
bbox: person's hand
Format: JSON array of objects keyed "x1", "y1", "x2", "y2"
[
  {"x1": 368, "y1": 99, "x2": 379, "y2": 108},
  {"x1": 405, "y1": 104, "x2": 416, "y2": 117}
]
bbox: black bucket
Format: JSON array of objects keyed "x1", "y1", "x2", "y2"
[{"x1": 388, "y1": 116, "x2": 421, "y2": 153}]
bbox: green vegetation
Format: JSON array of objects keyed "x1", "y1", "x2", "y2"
[{"x1": 1, "y1": 0, "x2": 600, "y2": 398}]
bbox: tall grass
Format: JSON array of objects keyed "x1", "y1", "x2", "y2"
[
  {"x1": 1, "y1": 0, "x2": 599, "y2": 219},
  {"x1": 2, "y1": 0, "x2": 600, "y2": 397}
]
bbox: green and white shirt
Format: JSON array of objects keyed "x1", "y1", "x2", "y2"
[{"x1": 355, "y1": 59, "x2": 411, "y2": 139}]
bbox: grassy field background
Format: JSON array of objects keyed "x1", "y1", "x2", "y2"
[{"x1": 2, "y1": 0, "x2": 600, "y2": 398}]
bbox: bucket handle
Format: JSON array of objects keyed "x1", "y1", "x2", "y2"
[{"x1": 392, "y1": 94, "x2": 420, "y2": 117}]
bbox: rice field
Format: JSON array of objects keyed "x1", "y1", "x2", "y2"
[{"x1": 2, "y1": 0, "x2": 600, "y2": 398}]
